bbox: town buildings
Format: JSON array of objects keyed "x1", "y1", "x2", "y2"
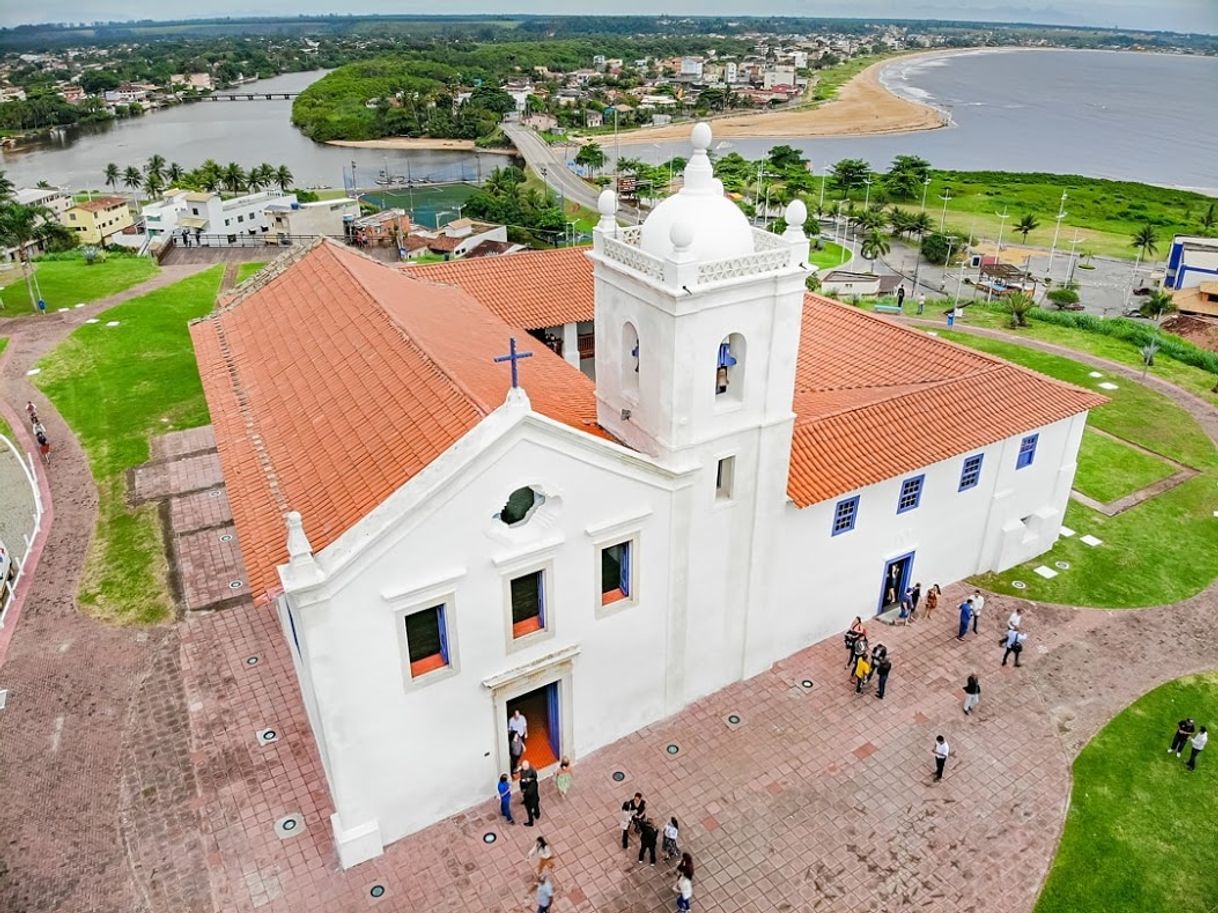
[
  {"x1": 62, "y1": 196, "x2": 133, "y2": 244},
  {"x1": 142, "y1": 189, "x2": 297, "y2": 243},
  {"x1": 191, "y1": 125, "x2": 1104, "y2": 870},
  {"x1": 266, "y1": 197, "x2": 361, "y2": 238}
]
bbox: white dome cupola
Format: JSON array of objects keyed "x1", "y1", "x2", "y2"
[{"x1": 638, "y1": 122, "x2": 755, "y2": 263}]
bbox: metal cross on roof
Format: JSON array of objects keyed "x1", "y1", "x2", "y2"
[{"x1": 493, "y1": 336, "x2": 533, "y2": 388}]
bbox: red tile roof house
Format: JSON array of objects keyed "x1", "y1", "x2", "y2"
[{"x1": 191, "y1": 125, "x2": 1104, "y2": 868}]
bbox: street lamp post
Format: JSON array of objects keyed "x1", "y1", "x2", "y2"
[
  {"x1": 817, "y1": 164, "x2": 827, "y2": 215},
  {"x1": 863, "y1": 177, "x2": 873, "y2": 211},
  {"x1": 938, "y1": 188, "x2": 953, "y2": 232},
  {"x1": 1067, "y1": 231, "x2": 1082, "y2": 285},
  {"x1": 987, "y1": 207, "x2": 1010, "y2": 302},
  {"x1": 920, "y1": 176, "x2": 931, "y2": 213},
  {"x1": 1046, "y1": 190, "x2": 1067, "y2": 278}
]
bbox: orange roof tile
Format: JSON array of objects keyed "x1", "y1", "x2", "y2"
[
  {"x1": 407, "y1": 246, "x2": 594, "y2": 329},
  {"x1": 72, "y1": 196, "x2": 127, "y2": 212},
  {"x1": 191, "y1": 240, "x2": 602, "y2": 600}
]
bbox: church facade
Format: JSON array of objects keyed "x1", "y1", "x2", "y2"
[{"x1": 191, "y1": 125, "x2": 1104, "y2": 868}]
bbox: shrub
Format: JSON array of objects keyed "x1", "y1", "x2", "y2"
[{"x1": 1046, "y1": 287, "x2": 1080, "y2": 309}]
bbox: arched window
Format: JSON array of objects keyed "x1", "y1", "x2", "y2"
[
  {"x1": 715, "y1": 333, "x2": 745, "y2": 400},
  {"x1": 622, "y1": 321, "x2": 640, "y2": 399},
  {"x1": 497, "y1": 486, "x2": 545, "y2": 526}
]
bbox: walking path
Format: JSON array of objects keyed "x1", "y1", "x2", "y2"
[{"x1": 0, "y1": 279, "x2": 1214, "y2": 913}]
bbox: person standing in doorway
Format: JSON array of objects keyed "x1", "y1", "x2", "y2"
[
  {"x1": 896, "y1": 285, "x2": 906, "y2": 309},
  {"x1": 933, "y1": 735, "x2": 950, "y2": 781},
  {"x1": 510, "y1": 709, "x2": 529, "y2": 742},
  {"x1": 510, "y1": 729, "x2": 525, "y2": 776},
  {"x1": 899, "y1": 588, "x2": 914, "y2": 624},
  {"x1": 555, "y1": 757, "x2": 573, "y2": 799},
  {"x1": 1169, "y1": 718, "x2": 1197, "y2": 757},
  {"x1": 956, "y1": 599, "x2": 973, "y2": 640},
  {"x1": 910, "y1": 582, "x2": 922, "y2": 619},
  {"x1": 970, "y1": 590, "x2": 985, "y2": 634},
  {"x1": 638, "y1": 817, "x2": 659, "y2": 866},
  {"x1": 962, "y1": 674, "x2": 981, "y2": 715},
  {"x1": 924, "y1": 584, "x2": 940, "y2": 621},
  {"x1": 917, "y1": 292, "x2": 926, "y2": 315},
  {"x1": 1186, "y1": 727, "x2": 1207, "y2": 771},
  {"x1": 534, "y1": 873, "x2": 554, "y2": 913},
  {"x1": 875, "y1": 652, "x2": 892, "y2": 700},
  {"x1": 519, "y1": 760, "x2": 541, "y2": 826},
  {"x1": 497, "y1": 774, "x2": 515, "y2": 825},
  {"x1": 1002, "y1": 630, "x2": 1027, "y2": 667}
]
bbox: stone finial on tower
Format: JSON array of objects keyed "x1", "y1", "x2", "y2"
[
  {"x1": 597, "y1": 188, "x2": 617, "y2": 232},
  {"x1": 782, "y1": 199, "x2": 811, "y2": 266},
  {"x1": 281, "y1": 509, "x2": 325, "y2": 590},
  {"x1": 286, "y1": 510, "x2": 313, "y2": 561}
]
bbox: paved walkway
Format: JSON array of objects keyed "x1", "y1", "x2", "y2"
[{"x1": 0, "y1": 277, "x2": 1215, "y2": 913}]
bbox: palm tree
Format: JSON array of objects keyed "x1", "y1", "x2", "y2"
[
  {"x1": 1015, "y1": 213, "x2": 1039, "y2": 242},
  {"x1": 1131, "y1": 224, "x2": 1159, "y2": 261},
  {"x1": 167, "y1": 162, "x2": 185, "y2": 185},
  {"x1": 104, "y1": 163, "x2": 120, "y2": 191},
  {"x1": 220, "y1": 162, "x2": 246, "y2": 194},
  {"x1": 0, "y1": 170, "x2": 13, "y2": 202},
  {"x1": 274, "y1": 164, "x2": 294, "y2": 193},
  {"x1": 197, "y1": 160, "x2": 222, "y2": 193},
  {"x1": 574, "y1": 143, "x2": 606, "y2": 176},
  {"x1": 1140, "y1": 288, "x2": 1177, "y2": 324},
  {"x1": 1201, "y1": 202, "x2": 1217, "y2": 234},
  {"x1": 123, "y1": 165, "x2": 144, "y2": 206},
  {"x1": 143, "y1": 170, "x2": 165, "y2": 200},
  {"x1": 245, "y1": 167, "x2": 266, "y2": 193},
  {"x1": 0, "y1": 204, "x2": 53, "y2": 312},
  {"x1": 909, "y1": 211, "x2": 933, "y2": 241},
  {"x1": 859, "y1": 229, "x2": 891, "y2": 274},
  {"x1": 1004, "y1": 291, "x2": 1036, "y2": 328},
  {"x1": 145, "y1": 154, "x2": 166, "y2": 182}
]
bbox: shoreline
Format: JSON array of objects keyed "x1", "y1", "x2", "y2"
[
  {"x1": 609, "y1": 48, "x2": 965, "y2": 146},
  {"x1": 326, "y1": 137, "x2": 516, "y2": 154}
]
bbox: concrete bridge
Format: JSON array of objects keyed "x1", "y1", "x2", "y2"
[{"x1": 188, "y1": 92, "x2": 300, "y2": 102}]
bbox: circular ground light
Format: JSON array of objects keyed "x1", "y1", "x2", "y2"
[
  {"x1": 800, "y1": 679, "x2": 814, "y2": 689},
  {"x1": 209, "y1": 490, "x2": 221, "y2": 497},
  {"x1": 1012, "y1": 580, "x2": 1027, "y2": 590},
  {"x1": 370, "y1": 885, "x2": 385, "y2": 898},
  {"x1": 666, "y1": 744, "x2": 679, "y2": 755},
  {"x1": 611, "y1": 771, "x2": 626, "y2": 782},
  {"x1": 229, "y1": 580, "x2": 244, "y2": 589},
  {"x1": 220, "y1": 533, "x2": 233, "y2": 542},
  {"x1": 482, "y1": 832, "x2": 497, "y2": 844},
  {"x1": 246, "y1": 656, "x2": 259, "y2": 666},
  {"x1": 282, "y1": 818, "x2": 297, "y2": 832},
  {"x1": 728, "y1": 714, "x2": 741, "y2": 725},
  {"x1": 264, "y1": 729, "x2": 276, "y2": 741},
  {"x1": 1055, "y1": 561, "x2": 1071, "y2": 570}
]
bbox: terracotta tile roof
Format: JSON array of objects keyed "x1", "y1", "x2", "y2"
[
  {"x1": 407, "y1": 246, "x2": 594, "y2": 329},
  {"x1": 191, "y1": 240, "x2": 602, "y2": 600},
  {"x1": 786, "y1": 297, "x2": 1107, "y2": 506},
  {"x1": 72, "y1": 196, "x2": 127, "y2": 212}
]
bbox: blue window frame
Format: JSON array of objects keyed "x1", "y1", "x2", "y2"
[
  {"x1": 405, "y1": 604, "x2": 450, "y2": 677},
  {"x1": 896, "y1": 475, "x2": 925, "y2": 514},
  {"x1": 1016, "y1": 434, "x2": 1039, "y2": 470},
  {"x1": 832, "y1": 496, "x2": 860, "y2": 536},
  {"x1": 959, "y1": 454, "x2": 984, "y2": 491}
]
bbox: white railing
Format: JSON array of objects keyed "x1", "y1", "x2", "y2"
[
  {"x1": 0, "y1": 433, "x2": 44, "y2": 628},
  {"x1": 601, "y1": 225, "x2": 794, "y2": 288}
]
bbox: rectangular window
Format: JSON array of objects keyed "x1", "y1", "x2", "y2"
[
  {"x1": 896, "y1": 475, "x2": 925, "y2": 514},
  {"x1": 510, "y1": 570, "x2": 545, "y2": 638},
  {"x1": 959, "y1": 454, "x2": 984, "y2": 491},
  {"x1": 600, "y1": 541, "x2": 632, "y2": 606},
  {"x1": 1017, "y1": 434, "x2": 1038, "y2": 469},
  {"x1": 716, "y1": 456, "x2": 735, "y2": 500},
  {"x1": 404, "y1": 604, "x2": 449, "y2": 678},
  {"x1": 832, "y1": 495, "x2": 859, "y2": 535},
  {"x1": 237, "y1": 214, "x2": 244, "y2": 222}
]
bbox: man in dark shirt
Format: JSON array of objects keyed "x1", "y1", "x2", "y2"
[
  {"x1": 637, "y1": 817, "x2": 658, "y2": 866},
  {"x1": 519, "y1": 760, "x2": 541, "y2": 826},
  {"x1": 875, "y1": 654, "x2": 893, "y2": 700},
  {"x1": 1169, "y1": 718, "x2": 1196, "y2": 757}
]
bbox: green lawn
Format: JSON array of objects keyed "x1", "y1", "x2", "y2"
[
  {"x1": 809, "y1": 240, "x2": 850, "y2": 270},
  {"x1": 34, "y1": 267, "x2": 223, "y2": 624},
  {"x1": 1035, "y1": 672, "x2": 1218, "y2": 913},
  {"x1": 235, "y1": 261, "x2": 267, "y2": 283},
  {"x1": 0, "y1": 338, "x2": 9, "y2": 440},
  {"x1": 1072, "y1": 430, "x2": 1176, "y2": 504},
  {"x1": 0, "y1": 255, "x2": 159, "y2": 315},
  {"x1": 944, "y1": 329, "x2": 1218, "y2": 607}
]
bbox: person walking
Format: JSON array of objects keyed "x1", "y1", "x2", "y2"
[
  {"x1": 529, "y1": 836, "x2": 555, "y2": 877},
  {"x1": 970, "y1": 590, "x2": 985, "y2": 634},
  {"x1": 962, "y1": 674, "x2": 981, "y2": 715},
  {"x1": 896, "y1": 285, "x2": 906, "y2": 309},
  {"x1": 1186, "y1": 726, "x2": 1207, "y2": 771},
  {"x1": 619, "y1": 801, "x2": 634, "y2": 849},
  {"x1": 1007, "y1": 607, "x2": 1022, "y2": 632},
  {"x1": 25, "y1": 401, "x2": 38, "y2": 424},
  {"x1": 875, "y1": 652, "x2": 892, "y2": 700},
  {"x1": 510, "y1": 729, "x2": 525, "y2": 776},
  {"x1": 853, "y1": 652, "x2": 871, "y2": 694},
  {"x1": 916, "y1": 292, "x2": 927, "y2": 315},
  {"x1": 674, "y1": 872, "x2": 694, "y2": 912},
  {"x1": 509, "y1": 708, "x2": 529, "y2": 742},
  {"x1": 956, "y1": 599, "x2": 973, "y2": 641},
  {"x1": 36, "y1": 429, "x2": 51, "y2": 465},
  {"x1": 638, "y1": 817, "x2": 659, "y2": 866},
  {"x1": 933, "y1": 735, "x2": 950, "y2": 781},
  {"x1": 662, "y1": 817, "x2": 680, "y2": 861},
  {"x1": 899, "y1": 588, "x2": 914, "y2": 624},
  {"x1": 677, "y1": 852, "x2": 694, "y2": 881},
  {"x1": 924, "y1": 584, "x2": 940, "y2": 621},
  {"x1": 497, "y1": 773, "x2": 515, "y2": 825},
  {"x1": 519, "y1": 761, "x2": 541, "y2": 826},
  {"x1": 555, "y1": 756, "x2": 573, "y2": 799},
  {"x1": 534, "y1": 873, "x2": 554, "y2": 913},
  {"x1": 1169, "y1": 718, "x2": 1197, "y2": 757},
  {"x1": 1002, "y1": 630, "x2": 1027, "y2": 667}
]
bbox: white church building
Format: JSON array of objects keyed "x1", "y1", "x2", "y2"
[{"x1": 191, "y1": 124, "x2": 1105, "y2": 868}]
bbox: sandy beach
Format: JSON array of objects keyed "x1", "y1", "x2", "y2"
[
  {"x1": 611, "y1": 50, "x2": 954, "y2": 146},
  {"x1": 327, "y1": 137, "x2": 516, "y2": 154}
]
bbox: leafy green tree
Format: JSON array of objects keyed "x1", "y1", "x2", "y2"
[
  {"x1": 0, "y1": 204, "x2": 53, "y2": 310},
  {"x1": 80, "y1": 70, "x2": 120, "y2": 94},
  {"x1": 574, "y1": 143, "x2": 606, "y2": 175},
  {"x1": 767, "y1": 144, "x2": 807, "y2": 172},
  {"x1": 467, "y1": 85, "x2": 515, "y2": 116},
  {"x1": 830, "y1": 158, "x2": 871, "y2": 199},
  {"x1": 920, "y1": 232, "x2": 961, "y2": 265},
  {"x1": 889, "y1": 154, "x2": 931, "y2": 183},
  {"x1": 0, "y1": 170, "x2": 13, "y2": 201},
  {"x1": 1015, "y1": 213, "x2": 1040, "y2": 242},
  {"x1": 104, "y1": 163, "x2": 120, "y2": 191},
  {"x1": 1046, "y1": 287, "x2": 1080, "y2": 310}
]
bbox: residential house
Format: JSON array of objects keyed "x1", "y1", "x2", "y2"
[{"x1": 61, "y1": 196, "x2": 134, "y2": 244}]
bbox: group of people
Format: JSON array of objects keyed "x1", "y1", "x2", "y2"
[
  {"x1": 619, "y1": 791, "x2": 695, "y2": 908},
  {"x1": 502, "y1": 710, "x2": 574, "y2": 830},
  {"x1": 1169, "y1": 717, "x2": 1208, "y2": 771},
  {"x1": 895, "y1": 285, "x2": 928, "y2": 315},
  {"x1": 843, "y1": 618, "x2": 893, "y2": 698},
  {"x1": 23, "y1": 401, "x2": 51, "y2": 465}
]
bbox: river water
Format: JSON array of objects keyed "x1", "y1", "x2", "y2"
[{"x1": 2, "y1": 51, "x2": 1216, "y2": 193}]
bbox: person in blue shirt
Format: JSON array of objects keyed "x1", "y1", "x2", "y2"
[
  {"x1": 497, "y1": 773, "x2": 514, "y2": 825},
  {"x1": 535, "y1": 874, "x2": 554, "y2": 913},
  {"x1": 956, "y1": 598, "x2": 973, "y2": 641}
]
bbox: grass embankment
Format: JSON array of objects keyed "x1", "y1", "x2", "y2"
[
  {"x1": 943, "y1": 331, "x2": 1218, "y2": 607},
  {"x1": 35, "y1": 267, "x2": 223, "y2": 624},
  {"x1": 809, "y1": 52, "x2": 899, "y2": 103},
  {"x1": 0, "y1": 338, "x2": 10, "y2": 440},
  {"x1": 809, "y1": 240, "x2": 850, "y2": 270},
  {"x1": 0, "y1": 254, "x2": 158, "y2": 316},
  {"x1": 1072, "y1": 430, "x2": 1174, "y2": 503},
  {"x1": 1035, "y1": 672, "x2": 1218, "y2": 913},
  {"x1": 235, "y1": 261, "x2": 267, "y2": 283}
]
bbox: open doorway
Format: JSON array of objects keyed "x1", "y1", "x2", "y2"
[
  {"x1": 507, "y1": 682, "x2": 560, "y2": 774},
  {"x1": 878, "y1": 551, "x2": 915, "y2": 614}
]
